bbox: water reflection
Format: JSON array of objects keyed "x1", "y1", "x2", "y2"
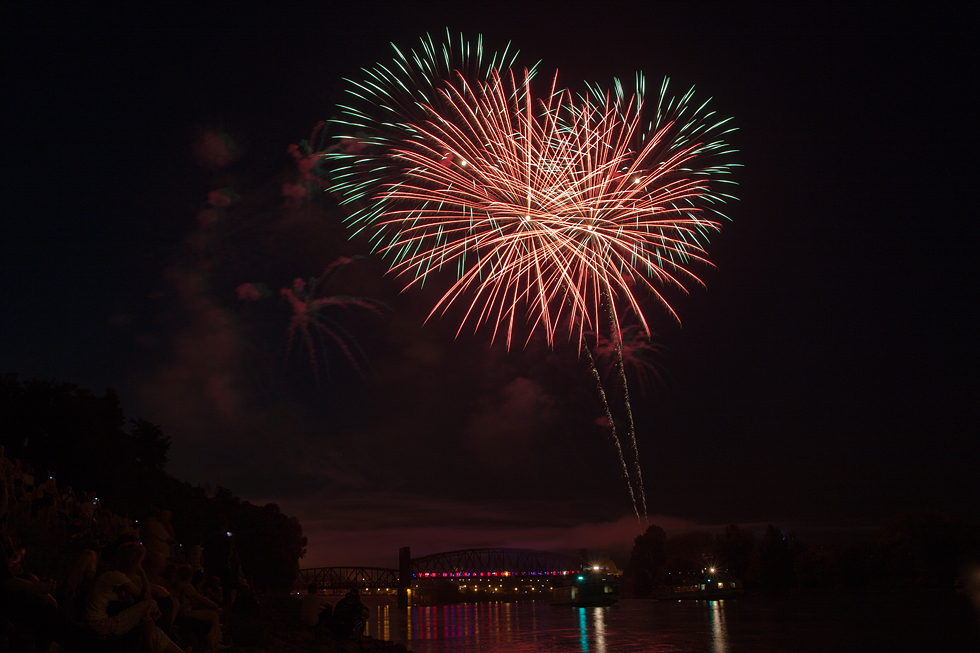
[
  {"x1": 361, "y1": 592, "x2": 976, "y2": 653},
  {"x1": 398, "y1": 601, "x2": 624, "y2": 652},
  {"x1": 578, "y1": 608, "x2": 588, "y2": 651},
  {"x1": 571, "y1": 606, "x2": 610, "y2": 652},
  {"x1": 592, "y1": 607, "x2": 607, "y2": 653},
  {"x1": 407, "y1": 602, "x2": 528, "y2": 649},
  {"x1": 708, "y1": 600, "x2": 728, "y2": 653},
  {"x1": 368, "y1": 603, "x2": 391, "y2": 642}
]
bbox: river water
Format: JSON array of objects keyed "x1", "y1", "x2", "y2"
[{"x1": 357, "y1": 593, "x2": 980, "y2": 652}]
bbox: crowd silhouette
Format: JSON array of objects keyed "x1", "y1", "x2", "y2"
[{"x1": 1, "y1": 446, "x2": 247, "y2": 652}]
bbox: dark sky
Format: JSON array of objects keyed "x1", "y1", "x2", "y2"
[{"x1": 2, "y1": 2, "x2": 977, "y2": 567}]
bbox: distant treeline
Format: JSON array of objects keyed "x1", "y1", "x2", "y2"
[
  {"x1": 624, "y1": 516, "x2": 980, "y2": 597},
  {"x1": 0, "y1": 373, "x2": 307, "y2": 591}
]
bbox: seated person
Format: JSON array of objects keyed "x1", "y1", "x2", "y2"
[
  {"x1": 174, "y1": 563, "x2": 229, "y2": 652},
  {"x1": 331, "y1": 588, "x2": 369, "y2": 639},
  {"x1": 144, "y1": 550, "x2": 180, "y2": 640},
  {"x1": 299, "y1": 582, "x2": 331, "y2": 630},
  {"x1": 84, "y1": 542, "x2": 188, "y2": 653},
  {"x1": 199, "y1": 574, "x2": 223, "y2": 606},
  {"x1": 1, "y1": 475, "x2": 95, "y2": 652},
  {"x1": 57, "y1": 548, "x2": 97, "y2": 621}
]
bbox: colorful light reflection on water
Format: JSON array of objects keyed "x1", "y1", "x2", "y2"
[
  {"x1": 362, "y1": 597, "x2": 731, "y2": 652},
  {"x1": 356, "y1": 593, "x2": 979, "y2": 652}
]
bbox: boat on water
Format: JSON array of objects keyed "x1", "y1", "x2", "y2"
[
  {"x1": 550, "y1": 566, "x2": 620, "y2": 607},
  {"x1": 661, "y1": 568, "x2": 743, "y2": 600}
]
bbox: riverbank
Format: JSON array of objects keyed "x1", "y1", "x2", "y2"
[{"x1": 220, "y1": 593, "x2": 409, "y2": 653}]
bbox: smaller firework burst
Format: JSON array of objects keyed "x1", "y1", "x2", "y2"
[{"x1": 239, "y1": 258, "x2": 386, "y2": 384}]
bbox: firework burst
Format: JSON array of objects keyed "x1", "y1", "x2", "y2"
[
  {"x1": 327, "y1": 33, "x2": 738, "y2": 518},
  {"x1": 593, "y1": 325, "x2": 667, "y2": 395},
  {"x1": 329, "y1": 39, "x2": 736, "y2": 349},
  {"x1": 276, "y1": 257, "x2": 386, "y2": 384}
]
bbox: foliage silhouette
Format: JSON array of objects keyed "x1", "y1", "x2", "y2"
[{"x1": 0, "y1": 373, "x2": 307, "y2": 590}]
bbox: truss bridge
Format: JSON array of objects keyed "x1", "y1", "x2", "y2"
[
  {"x1": 297, "y1": 566, "x2": 400, "y2": 591},
  {"x1": 298, "y1": 547, "x2": 585, "y2": 592}
]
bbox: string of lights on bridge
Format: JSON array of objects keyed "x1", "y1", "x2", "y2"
[{"x1": 415, "y1": 571, "x2": 574, "y2": 579}]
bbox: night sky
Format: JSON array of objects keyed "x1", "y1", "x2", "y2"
[{"x1": 2, "y1": 3, "x2": 977, "y2": 567}]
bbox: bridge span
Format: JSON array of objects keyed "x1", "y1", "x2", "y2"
[
  {"x1": 297, "y1": 566, "x2": 399, "y2": 591},
  {"x1": 297, "y1": 547, "x2": 586, "y2": 597},
  {"x1": 412, "y1": 547, "x2": 582, "y2": 578}
]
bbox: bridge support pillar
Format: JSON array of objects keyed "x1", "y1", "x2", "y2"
[{"x1": 398, "y1": 546, "x2": 411, "y2": 608}]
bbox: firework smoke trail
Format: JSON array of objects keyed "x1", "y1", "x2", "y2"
[
  {"x1": 584, "y1": 346, "x2": 641, "y2": 520},
  {"x1": 602, "y1": 287, "x2": 647, "y2": 519},
  {"x1": 326, "y1": 32, "x2": 738, "y2": 512},
  {"x1": 616, "y1": 340, "x2": 647, "y2": 518}
]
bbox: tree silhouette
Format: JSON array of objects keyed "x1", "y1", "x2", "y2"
[
  {"x1": 0, "y1": 373, "x2": 307, "y2": 590},
  {"x1": 715, "y1": 523, "x2": 755, "y2": 581},
  {"x1": 626, "y1": 523, "x2": 667, "y2": 597}
]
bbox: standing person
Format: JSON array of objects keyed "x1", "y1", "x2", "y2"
[{"x1": 331, "y1": 588, "x2": 369, "y2": 639}]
